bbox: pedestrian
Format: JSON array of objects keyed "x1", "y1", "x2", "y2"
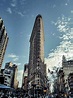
[
  {"x1": 56, "y1": 94, "x2": 59, "y2": 98},
  {"x1": 48, "y1": 94, "x2": 51, "y2": 98}
]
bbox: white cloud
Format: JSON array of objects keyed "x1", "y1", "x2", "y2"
[
  {"x1": 10, "y1": 0, "x2": 27, "y2": 17},
  {"x1": 65, "y1": 3, "x2": 68, "y2": 6},
  {"x1": 53, "y1": 4, "x2": 56, "y2": 8},
  {"x1": 18, "y1": 12, "x2": 24, "y2": 17},
  {"x1": 8, "y1": 53, "x2": 19, "y2": 61},
  {"x1": 54, "y1": 16, "x2": 71, "y2": 33},
  {"x1": 13, "y1": 57, "x2": 19, "y2": 61},
  {"x1": 71, "y1": 10, "x2": 73, "y2": 13},
  {"x1": 8, "y1": 53, "x2": 18, "y2": 58},
  {"x1": 11, "y1": 3, "x2": 16, "y2": 7},
  {"x1": 45, "y1": 15, "x2": 73, "y2": 75},
  {"x1": 7, "y1": 8, "x2": 12, "y2": 14},
  {"x1": 11, "y1": 0, "x2": 17, "y2": 7},
  {"x1": 59, "y1": 34, "x2": 69, "y2": 40},
  {"x1": 20, "y1": 0, "x2": 26, "y2": 5}
]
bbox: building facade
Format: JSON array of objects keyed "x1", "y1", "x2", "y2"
[
  {"x1": 28, "y1": 15, "x2": 47, "y2": 95},
  {"x1": 0, "y1": 17, "x2": 9, "y2": 70},
  {"x1": 3, "y1": 62, "x2": 18, "y2": 89},
  {"x1": 68, "y1": 73, "x2": 73, "y2": 97},
  {"x1": 22, "y1": 64, "x2": 28, "y2": 91},
  {"x1": 53, "y1": 56, "x2": 73, "y2": 97},
  {"x1": 62, "y1": 55, "x2": 73, "y2": 97},
  {"x1": 56, "y1": 68, "x2": 65, "y2": 95},
  {"x1": 0, "y1": 69, "x2": 4, "y2": 84}
]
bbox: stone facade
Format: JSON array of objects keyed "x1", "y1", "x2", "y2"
[
  {"x1": 62, "y1": 55, "x2": 73, "y2": 96},
  {"x1": 28, "y1": 15, "x2": 47, "y2": 94}
]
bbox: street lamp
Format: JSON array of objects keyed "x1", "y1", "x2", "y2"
[{"x1": 32, "y1": 84, "x2": 36, "y2": 97}]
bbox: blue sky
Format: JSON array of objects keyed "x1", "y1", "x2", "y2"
[{"x1": 1, "y1": 0, "x2": 73, "y2": 87}]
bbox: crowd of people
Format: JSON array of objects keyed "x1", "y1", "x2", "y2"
[
  {"x1": 0, "y1": 89, "x2": 25, "y2": 98},
  {"x1": 0, "y1": 89, "x2": 69, "y2": 98}
]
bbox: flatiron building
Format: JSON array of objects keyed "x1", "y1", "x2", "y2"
[{"x1": 28, "y1": 15, "x2": 46, "y2": 92}]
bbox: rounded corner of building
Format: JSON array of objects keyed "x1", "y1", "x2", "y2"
[{"x1": 36, "y1": 14, "x2": 42, "y2": 19}]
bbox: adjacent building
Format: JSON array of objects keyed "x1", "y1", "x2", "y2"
[
  {"x1": 0, "y1": 17, "x2": 9, "y2": 70},
  {"x1": 53, "y1": 56, "x2": 73, "y2": 97},
  {"x1": 62, "y1": 56, "x2": 73, "y2": 80},
  {"x1": 55, "y1": 68, "x2": 65, "y2": 95},
  {"x1": 22, "y1": 64, "x2": 28, "y2": 92},
  {"x1": 3, "y1": 62, "x2": 18, "y2": 89},
  {"x1": 62, "y1": 55, "x2": 73, "y2": 96},
  {"x1": 68, "y1": 73, "x2": 73, "y2": 97},
  {"x1": 28, "y1": 14, "x2": 47, "y2": 95}
]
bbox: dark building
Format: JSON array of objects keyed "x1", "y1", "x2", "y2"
[
  {"x1": 0, "y1": 69, "x2": 4, "y2": 84},
  {"x1": 56, "y1": 68, "x2": 65, "y2": 95},
  {"x1": 0, "y1": 17, "x2": 9, "y2": 70},
  {"x1": 22, "y1": 64, "x2": 28, "y2": 92},
  {"x1": 3, "y1": 62, "x2": 18, "y2": 89},
  {"x1": 28, "y1": 14, "x2": 47, "y2": 95}
]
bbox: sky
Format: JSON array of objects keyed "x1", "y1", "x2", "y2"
[{"x1": 0, "y1": 0, "x2": 73, "y2": 87}]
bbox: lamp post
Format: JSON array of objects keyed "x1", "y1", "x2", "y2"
[{"x1": 32, "y1": 84, "x2": 36, "y2": 97}]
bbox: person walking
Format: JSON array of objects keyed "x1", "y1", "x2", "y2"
[
  {"x1": 48, "y1": 94, "x2": 51, "y2": 98},
  {"x1": 56, "y1": 94, "x2": 59, "y2": 98}
]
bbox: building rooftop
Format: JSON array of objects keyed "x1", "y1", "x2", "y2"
[
  {"x1": 67, "y1": 60, "x2": 73, "y2": 62},
  {"x1": 36, "y1": 14, "x2": 42, "y2": 19},
  {"x1": 63, "y1": 60, "x2": 73, "y2": 67}
]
